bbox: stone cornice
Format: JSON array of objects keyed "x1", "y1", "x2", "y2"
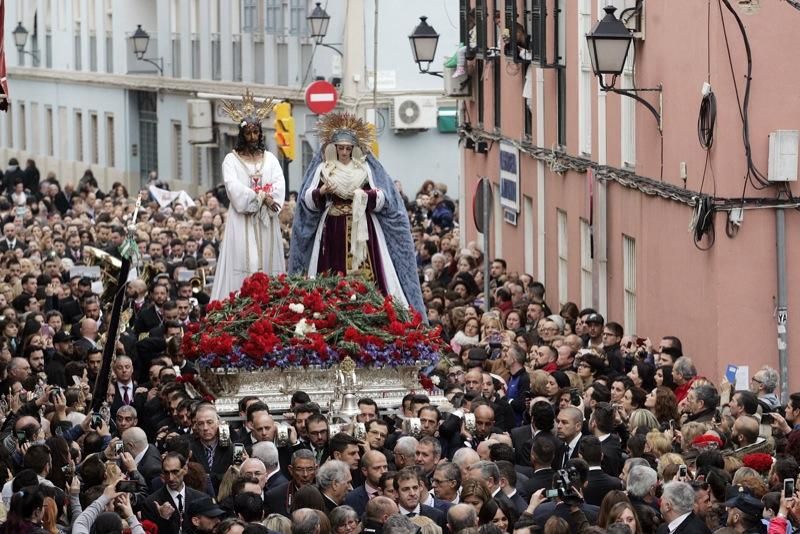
[{"x1": 7, "y1": 67, "x2": 456, "y2": 107}]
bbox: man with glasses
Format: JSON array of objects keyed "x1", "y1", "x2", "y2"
[
  {"x1": 750, "y1": 366, "x2": 781, "y2": 410},
  {"x1": 601, "y1": 322, "x2": 625, "y2": 373},
  {"x1": 304, "y1": 413, "x2": 330, "y2": 464},
  {"x1": 432, "y1": 461, "x2": 461, "y2": 504},
  {"x1": 446, "y1": 366, "x2": 466, "y2": 388},
  {"x1": 264, "y1": 449, "x2": 317, "y2": 517}
]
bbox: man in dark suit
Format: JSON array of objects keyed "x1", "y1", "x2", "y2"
[
  {"x1": 189, "y1": 404, "x2": 234, "y2": 492},
  {"x1": 318, "y1": 459, "x2": 353, "y2": 513},
  {"x1": 123, "y1": 426, "x2": 163, "y2": 488},
  {"x1": 134, "y1": 284, "x2": 169, "y2": 335},
  {"x1": 589, "y1": 403, "x2": 624, "y2": 477},
  {"x1": 657, "y1": 481, "x2": 712, "y2": 534},
  {"x1": 250, "y1": 441, "x2": 289, "y2": 493},
  {"x1": 109, "y1": 355, "x2": 142, "y2": 419},
  {"x1": 556, "y1": 406, "x2": 585, "y2": 469},
  {"x1": 519, "y1": 433, "x2": 556, "y2": 501},
  {"x1": 263, "y1": 449, "x2": 317, "y2": 517},
  {"x1": 496, "y1": 461, "x2": 528, "y2": 514},
  {"x1": 578, "y1": 436, "x2": 624, "y2": 506},
  {"x1": 395, "y1": 467, "x2": 447, "y2": 532},
  {"x1": 345, "y1": 450, "x2": 388, "y2": 516},
  {"x1": 0, "y1": 221, "x2": 24, "y2": 253},
  {"x1": 141, "y1": 452, "x2": 208, "y2": 534},
  {"x1": 512, "y1": 401, "x2": 563, "y2": 470}
]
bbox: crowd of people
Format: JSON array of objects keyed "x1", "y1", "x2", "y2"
[{"x1": 0, "y1": 155, "x2": 795, "y2": 534}]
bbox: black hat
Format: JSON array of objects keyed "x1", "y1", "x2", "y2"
[
  {"x1": 467, "y1": 347, "x2": 488, "y2": 362},
  {"x1": 584, "y1": 313, "x2": 605, "y2": 325},
  {"x1": 187, "y1": 497, "x2": 226, "y2": 518},
  {"x1": 53, "y1": 331, "x2": 75, "y2": 343},
  {"x1": 724, "y1": 487, "x2": 763, "y2": 520}
]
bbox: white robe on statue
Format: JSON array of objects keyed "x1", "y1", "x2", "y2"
[{"x1": 211, "y1": 150, "x2": 286, "y2": 301}]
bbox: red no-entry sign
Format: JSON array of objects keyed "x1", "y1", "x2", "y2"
[{"x1": 305, "y1": 80, "x2": 339, "y2": 115}]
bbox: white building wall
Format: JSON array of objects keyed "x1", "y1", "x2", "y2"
[{"x1": 4, "y1": 0, "x2": 462, "y2": 196}]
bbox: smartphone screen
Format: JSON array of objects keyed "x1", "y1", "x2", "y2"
[{"x1": 785, "y1": 479, "x2": 795, "y2": 499}]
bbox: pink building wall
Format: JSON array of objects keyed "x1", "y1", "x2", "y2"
[{"x1": 460, "y1": 0, "x2": 800, "y2": 390}]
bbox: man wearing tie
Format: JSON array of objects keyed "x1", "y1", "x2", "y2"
[
  {"x1": 305, "y1": 414, "x2": 330, "y2": 464},
  {"x1": 394, "y1": 468, "x2": 447, "y2": 531},
  {"x1": 344, "y1": 450, "x2": 389, "y2": 516},
  {"x1": 142, "y1": 452, "x2": 207, "y2": 534},
  {"x1": 111, "y1": 356, "x2": 139, "y2": 418},
  {"x1": 189, "y1": 404, "x2": 234, "y2": 492},
  {"x1": 555, "y1": 406, "x2": 584, "y2": 468}
]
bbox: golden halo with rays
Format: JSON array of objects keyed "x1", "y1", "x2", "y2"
[
  {"x1": 220, "y1": 89, "x2": 276, "y2": 126},
  {"x1": 316, "y1": 112, "x2": 375, "y2": 151}
]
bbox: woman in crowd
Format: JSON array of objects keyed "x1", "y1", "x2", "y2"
[
  {"x1": 645, "y1": 386, "x2": 681, "y2": 426},
  {"x1": 450, "y1": 317, "x2": 481, "y2": 354},
  {"x1": 628, "y1": 361, "x2": 656, "y2": 391}
]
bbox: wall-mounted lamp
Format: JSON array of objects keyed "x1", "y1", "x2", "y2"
[
  {"x1": 586, "y1": 6, "x2": 661, "y2": 131},
  {"x1": 409, "y1": 16, "x2": 443, "y2": 78},
  {"x1": 307, "y1": 3, "x2": 343, "y2": 57},
  {"x1": 130, "y1": 25, "x2": 164, "y2": 75},
  {"x1": 12, "y1": 22, "x2": 39, "y2": 63}
]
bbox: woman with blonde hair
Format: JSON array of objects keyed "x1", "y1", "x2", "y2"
[
  {"x1": 656, "y1": 453, "x2": 686, "y2": 481},
  {"x1": 627, "y1": 409, "x2": 660, "y2": 434},
  {"x1": 264, "y1": 514, "x2": 292, "y2": 534},
  {"x1": 529, "y1": 370, "x2": 551, "y2": 398},
  {"x1": 411, "y1": 515, "x2": 442, "y2": 534},
  {"x1": 216, "y1": 465, "x2": 241, "y2": 502},
  {"x1": 644, "y1": 430, "x2": 672, "y2": 457}
]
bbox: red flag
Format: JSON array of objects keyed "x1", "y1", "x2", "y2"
[{"x1": 0, "y1": 0, "x2": 8, "y2": 112}]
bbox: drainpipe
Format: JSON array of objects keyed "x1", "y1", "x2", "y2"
[{"x1": 777, "y1": 207, "x2": 789, "y2": 403}]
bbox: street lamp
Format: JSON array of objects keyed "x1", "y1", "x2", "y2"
[
  {"x1": 12, "y1": 22, "x2": 39, "y2": 63},
  {"x1": 306, "y1": 3, "x2": 342, "y2": 57},
  {"x1": 308, "y1": 2, "x2": 331, "y2": 42},
  {"x1": 409, "y1": 16, "x2": 442, "y2": 78},
  {"x1": 129, "y1": 25, "x2": 164, "y2": 75},
  {"x1": 586, "y1": 5, "x2": 661, "y2": 131}
]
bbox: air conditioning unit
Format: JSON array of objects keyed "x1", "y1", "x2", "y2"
[
  {"x1": 392, "y1": 96, "x2": 438, "y2": 130},
  {"x1": 187, "y1": 99, "x2": 213, "y2": 143}
]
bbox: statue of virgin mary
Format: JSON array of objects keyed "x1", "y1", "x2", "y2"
[{"x1": 288, "y1": 113, "x2": 425, "y2": 316}]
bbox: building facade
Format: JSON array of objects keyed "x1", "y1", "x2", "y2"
[
  {"x1": 459, "y1": 0, "x2": 800, "y2": 389},
  {"x1": 0, "y1": 0, "x2": 462, "y2": 196}
]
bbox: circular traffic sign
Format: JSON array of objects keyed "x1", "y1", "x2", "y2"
[
  {"x1": 473, "y1": 177, "x2": 493, "y2": 234},
  {"x1": 305, "y1": 80, "x2": 339, "y2": 115}
]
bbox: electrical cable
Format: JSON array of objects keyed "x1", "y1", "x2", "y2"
[
  {"x1": 697, "y1": 90, "x2": 716, "y2": 150},
  {"x1": 692, "y1": 195, "x2": 716, "y2": 250},
  {"x1": 719, "y1": 0, "x2": 772, "y2": 190},
  {"x1": 698, "y1": 1, "x2": 716, "y2": 152}
]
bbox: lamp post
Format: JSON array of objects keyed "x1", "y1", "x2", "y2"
[
  {"x1": 409, "y1": 16, "x2": 442, "y2": 78},
  {"x1": 129, "y1": 25, "x2": 164, "y2": 75},
  {"x1": 12, "y1": 22, "x2": 39, "y2": 63},
  {"x1": 307, "y1": 3, "x2": 342, "y2": 57},
  {"x1": 585, "y1": 6, "x2": 661, "y2": 131}
]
